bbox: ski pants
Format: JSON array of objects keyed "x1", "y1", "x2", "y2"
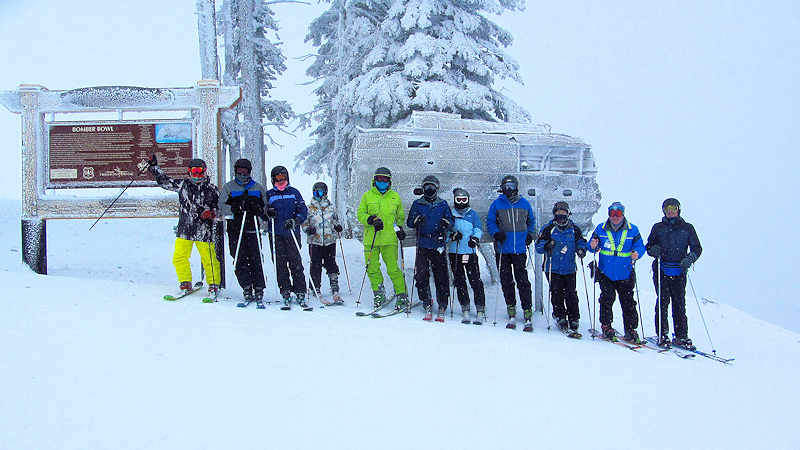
[
  {"x1": 275, "y1": 234, "x2": 306, "y2": 296},
  {"x1": 415, "y1": 247, "x2": 450, "y2": 309},
  {"x1": 653, "y1": 270, "x2": 688, "y2": 339},
  {"x1": 365, "y1": 244, "x2": 406, "y2": 295},
  {"x1": 499, "y1": 253, "x2": 532, "y2": 311},
  {"x1": 226, "y1": 225, "x2": 265, "y2": 291},
  {"x1": 448, "y1": 253, "x2": 486, "y2": 311},
  {"x1": 547, "y1": 272, "x2": 580, "y2": 323},
  {"x1": 597, "y1": 271, "x2": 638, "y2": 332},
  {"x1": 309, "y1": 243, "x2": 339, "y2": 291},
  {"x1": 173, "y1": 238, "x2": 221, "y2": 285}
]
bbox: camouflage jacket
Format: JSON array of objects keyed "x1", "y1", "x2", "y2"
[
  {"x1": 150, "y1": 165, "x2": 220, "y2": 242},
  {"x1": 303, "y1": 196, "x2": 341, "y2": 246}
]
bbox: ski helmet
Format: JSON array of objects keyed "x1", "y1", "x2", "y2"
[
  {"x1": 234, "y1": 158, "x2": 252, "y2": 173},
  {"x1": 312, "y1": 181, "x2": 328, "y2": 199},
  {"x1": 608, "y1": 201, "x2": 625, "y2": 215},
  {"x1": 187, "y1": 159, "x2": 207, "y2": 182},
  {"x1": 421, "y1": 175, "x2": 440, "y2": 200},
  {"x1": 553, "y1": 201, "x2": 570, "y2": 215},
  {"x1": 500, "y1": 175, "x2": 519, "y2": 199},
  {"x1": 453, "y1": 187, "x2": 470, "y2": 209},
  {"x1": 373, "y1": 167, "x2": 392, "y2": 190},
  {"x1": 662, "y1": 198, "x2": 681, "y2": 215},
  {"x1": 270, "y1": 165, "x2": 289, "y2": 185}
]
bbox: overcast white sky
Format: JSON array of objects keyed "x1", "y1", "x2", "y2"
[{"x1": 1, "y1": 0, "x2": 798, "y2": 331}]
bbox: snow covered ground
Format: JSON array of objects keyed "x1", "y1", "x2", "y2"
[{"x1": 1, "y1": 198, "x2": 798, "y2": 450}]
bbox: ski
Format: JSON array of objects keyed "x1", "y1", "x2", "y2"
[
  {"x1": 522, "y1": 322, "x2": 533, "y2": 333},
  {"x1": 588, "y1": 329, "x2": 642, "y2": 351},
  {"x1": 461, "y1": 317, "x2": 471, "y2": 324},
  {"x1": 237, "y1": 300, "x2": 253, "y2": 308},
  {"x1": 355, "y1": 301, "x2": 391, "y2": 317},
  {"x1": 644, "y1": 337, "x2": 695, "y2": 359},
  {"x1": 668, "y1": 340, "x2": 733, "y2": 364},
  {"x1": 559, "y1": 327, "x2": 582, "y2": 339},
  {"x1": 163, "y1": 281, "x2": 204, "y2": 301},
  {"x1": 371, "y1": 302, "x2": 420, "y2": 319},
  {"x1": 256, "y1": 300, "x2": 266, "y2": 309},
  {"x1": 201, "y1": 291, "x2": 218, "y2": 303}
]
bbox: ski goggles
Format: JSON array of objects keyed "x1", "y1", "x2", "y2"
[
  {"x1": 664, "y1": 205, "x2": 679, "y2": 213},
  {"x1": 609, "y1": 209, "x2": 624, "y2": 218},
  {"x1": 454, "y1": 195, "x2": 469, "y2": 205},
  {"x1": 188, "y1": 167, "x2": 205, "y2": 177},
  {"x1": 273, "y1": 173, "x2": 288, "y2": 183},
  {"x1": 374, "y1": 175, "x2": 390, "y2": 183}
]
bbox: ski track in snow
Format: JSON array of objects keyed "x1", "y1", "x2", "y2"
[{"x1": 1, "y1": 200, "x2": 798, "y2": 450}]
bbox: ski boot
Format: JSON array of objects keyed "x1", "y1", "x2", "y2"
[
  {"x1": 622, "y1": 329, "x2": 641, "y2": 344},
  {"x1": 657, "y1": 334, "x2": 672, "y2": 348},
  {"x1": 673, "y1": 337, "x2": 696, "y2": 350},
  {"x1": 461, "y1": 307, "x2": 471, "y2": 324},
  {"x1": 394, "y1": 292, "x2": 409, "y2": 311},
  {"x1": 601, "y1": 324, "x2": 618, "y2": 340},
  {"x1": 280, "y1": 292, "x2": 292, "y2": 310},
  {"x1": 203, "y1": 284, "x2": 219, "y2": 303},
  {"x1": 522, "y1": 309, "x2": 533, "y2": 332},
  {"x1": 422, "y1": 301, "x2": 433, "y2": 321},
  {"x1": 556, "y1": 317, "x2": 569, "y2": 332},
  {"x1": 474, "y1": 309, "x2": 487, "y2": 325},
  {"x1": 569, "y1": 320, "x2": 580, "y2": 332},
  {"x1": 180, "y1": 281, "x2": 193, "y2": 294},
  {"x1": 254, "y1": 288, "x2": 265, "y2": 309},
  {"x1": 242, "y1": 287, "x2": 255, "y2": 304},
  {"x1": 506, "y1": 305, "x2": 517, "y2": 329},
  {"x1": 435, "y1": 305, "x2": 446, "y2": 322},
  {"x1": 296, "y1": 292, "x2": 309, "y2": 309},
  {"x1": 373, "y1": 284, "x2": 387, "y2": 309}
]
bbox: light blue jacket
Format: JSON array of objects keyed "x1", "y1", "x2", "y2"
[
  {"x1": 447, "y1": 207, "x2": 483, "y2": 255},
  {"x1": 588, "y1": 219, "x2": 646, "y2": 281}
]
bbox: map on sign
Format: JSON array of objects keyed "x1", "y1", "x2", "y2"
[{"x1": 47, "y1": 121, "x2": 194, "y2": 188}]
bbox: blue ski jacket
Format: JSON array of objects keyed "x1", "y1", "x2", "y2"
[
  {"x1": 487, "y1": 194, "x2": 536, "y2": 255},
  {"x1": 588, "y1": 219, "x2": 646, "y2": 281},
  {"x1": 447, "y1": 207, "x2": 483, "y2": 255},
  {"x1": 535, "y1": 220, "x2": 587, "y2": 275},
  {"x1": 265, "y1": 185, "x2": 308, "y2": 239},
  {"x1": 406, "y1": 196, "x2": 453, "y2": 249}
]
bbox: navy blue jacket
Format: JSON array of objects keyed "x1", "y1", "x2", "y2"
[
  {"x1": 535, "y1": 220, "x2": 587, "y2": 275},
  {"x1": 646, "y1": 216, "x2": 702, "y2": 276},
  {"x1": 406, "y1": 196, "x2": 454, "y2": 249},
  {"x1": 265, "y1": 185, "x2": 308, "y2": 239}
]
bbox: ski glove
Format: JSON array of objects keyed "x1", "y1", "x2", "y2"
[
  {"x1": 439, "y1": 218, "x2": 451, "y2": 229},
  {"x1": 367, "y1": 215, "x2": 384, "y2": 231},
  {"x1": 544, "y1": 239, "x2": 556, "y2": 252},
  {"x1": 147, "y1": 154, "x2": 158, "y2": 167},
  {"x1": 576, "y1": 248, "x2": 587, "y2": 259},
  {"x1": 244, "y1": 197, "x2": 264, "y2": 216},
  {"x1": 680, "y1": 252, "x2": 698, "y2": 272},
  {"x1": 493, "y1": 231, "x2": 506, "y2": 243},
  {"x1": 396, "y1": 228, "x2": 406, "y2": 241},
  {"x1": 468, "y1": 236, "x2": 480, "y2": 248},
  {"x1": 266, "y1": 207, "x2": 277, "y2": 218},
  {"x1": 284, "y1": 218, "x2": 296, "y2": 230},
  {"x1": 200, "y1": 209, "x2": 216, "y2": 220},
  {"x1": 525, "y1": 233, "x2": 535, "y2": 246},
  {"x1": 333, "y1": 224, "x2": 343, "y2": 233},
  {"x1": 413, "y1": 215, "x2": 425, "y2": 226},
  {"x1": 450, "y1": 231, "x2": 463, "y2": 242},
  {"x1": 647, "y1": 244, "x2": 661, "y2": 258},
  {"x1": 306, "y1": 226, "x2": 316, "y2": 235}
]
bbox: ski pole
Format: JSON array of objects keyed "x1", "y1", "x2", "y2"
[
  {"x1": 336, "y1": 231, "x2": 353, "y2": 294},
  {"x1": 592, "y1": 251, "x2": 598, "y2": 338},
  {"x1": 407, "y1": 226, "x2": 421, "y2": 317},
  {"x1": 657, "y1": 257, "x2": 663, "y2": 339},
  {"x1": 289, "y1": 228, "x2": 321, "y2": 305},
  {"x1": 579, "y1": 255, "x2": 592, "y2": 336},
  {"x1": 356, "y1": 232, "x2": 378, "y2": 309},
  {"x1": 89, "y1": 164, "x2": 148, "y2": 231},
  {"x1": 232, "y1": 211, "x2": 248, "y2": 271},
  {"x1": 687, "y1": 273, "x2": 716, "y2": 354},
  {"x1": 398, "y1": 232, "x2": 408, "y2": 306},
  {"x1": 207, "y1": 218, "x2": 219, "y2": 297},
  {"x1": 254, "y1": 216, "x2": 270, "y2": 299},
  {"x1": 632, "y1": 261, "x2": 646, "y2": 343},
  {"x1": 493, "y1": 243, "x2": 502, "y2": 326},
  {"x1": 537, "y1": 246, "x2": 551, "y2": 331}
]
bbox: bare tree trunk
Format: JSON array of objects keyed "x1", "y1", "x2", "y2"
[
  {"x1": 237, "y1": 0, "x2": 265, "y2": 182},
  {"x1": 220, "y1": 0, "x2": 241, "y2": 178},
  {"x1": 196, "y1": 0, "x2": 219, "y2": 80}
]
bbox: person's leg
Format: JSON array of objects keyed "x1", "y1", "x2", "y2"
[
  {"x1": 512, "y1": 254, "x2": 532, "y2": 312},
  {"x1": 499, "y1": 253, "x2": 516, "y2": 310},
  {"x1": 275, "y1": 236, "x2": 292, "y2": 296},
  {"x1": 671, "y1": 275, "x2": 689, "y2": 340},
  {"x1": 381, "y1": 245, "x2": 405, "y2": 296},
  {"x1": 563, "y1": 272, "x2": 581, "y2": 324},
  {"x1": 550, "y1": 272, "x2": 567, "y2": 321},
  {"x1": 285, "y1": 234, "x2": 307, "y2": 295},
  {"x1": 449, "y1": 253, "x2": 470, "y2": 309},
  {"x1": 172, "y1": 238, "x2": 194, "y2": 283},
  {"x1": 309, "y1": 244, "x2": 323, "y2": 292},
  {"x1": 597, "y1": 272, "x2": 617, "y2": 328},
  {"x1": 430, "y1": 250, "x2": 450, "y2": 311},
  {"x1": 365, "y1": 244, "x2": 384, "y2": 291},
  {"x1": 414, "y1": 248, "x2": 433, "y2": 305},
  {"x1": 196, "y1": 240, "x2": 221, "y2": 286},
  {"x1": 617, "y1": 274, "x2": 639, "y2": 334},
  {"x1": 464, "y1": 254, "x2": 486, "y2": 311}
]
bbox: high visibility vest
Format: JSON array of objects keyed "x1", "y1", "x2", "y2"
[{"x1": 600, "y1": 227, "x2": 630, "y2": 257}]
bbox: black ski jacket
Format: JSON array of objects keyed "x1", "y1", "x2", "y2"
[
  {"x1": 646, "y1": 216, "x2": 702, "y2": 273},
  {"x1": 150, "y1": 165, "x2": 220, "y2": 242}
]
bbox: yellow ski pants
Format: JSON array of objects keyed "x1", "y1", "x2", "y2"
[{"x1": 173, "y1": 238, "x2": 221, "y2": 285}]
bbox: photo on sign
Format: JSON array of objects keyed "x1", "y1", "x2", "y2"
[{"x1": 155, "y1": 123, "x2": 191, "y2": 143}]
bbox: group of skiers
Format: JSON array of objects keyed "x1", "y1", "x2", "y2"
[{"x1": 148, "y1": 158, "x2": 702, "y2": 350}]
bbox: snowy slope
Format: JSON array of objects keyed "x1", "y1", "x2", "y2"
[{"x1": 1, "y1": 199, "x2": 798, "y2": 450}]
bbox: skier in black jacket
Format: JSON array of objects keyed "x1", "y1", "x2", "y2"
[{"x1": 646, "y1": 198, "x2": 702, "y2": 349}]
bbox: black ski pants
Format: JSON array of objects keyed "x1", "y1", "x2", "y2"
[
  {"x1": 499, "y1": 253, "x2": 532, "y2": 311},
  {"x1": 652, "y1": 270, "x2": 688, "y2": 339},
  {"x1": 415, "y1": 247, "x2": 450, "y2": 309},
  {"x1": 275, "y1": 234, "x2": 306, "y2": 296},
  {"x1": 309, "y1": 243, "x2": 339, "y2": 291},
  {"x1": 547, "y1": 272, "x2": 580, "y2": 323},
  {"x1": 226, "y1": 223, "x2": 265, "y2": 291},
  {"x1": 597, "y1": 271, "x2": 638, "y2": 332},
  {"x1": 448, "y1": 253, "x2": 486, "y2": 311}
]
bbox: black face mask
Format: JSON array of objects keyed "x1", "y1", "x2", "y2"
[
  {"x1": 423, "y1": 185, "x2": 437, "y2": 199},
  {"x1": 555, "y1": 214, "x2": 569, "y2": 226}
]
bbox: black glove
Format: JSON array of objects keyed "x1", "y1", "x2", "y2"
[
  {"x1": 525, "y1": 233, "x2": 535, "y2": 246},
  {"x1": 493, "y1": 231, "x2": 506, "y2": 243},
  {"x1": 413, "y1": 215, "x2": 425, "y2": 227},
  {"x1": 226, "y1": 195, "x2": 244, "y2": 215},
  {"x1": 544, "y1": 239, "x2": 556, "y2": 252},
  {"x1": 396, "y1": 228, "x2": 406, "y2": 241},
  {"x1": 243, "y1": 196, "x2": 264, "y2": 216},
  {"x1": 588, "y1": 260, "x2": 597, "y2": 280},
  {"x1": 147, "y1": 154, "x2": 158, "y2": 167},
  {"x1": 647, "y1": 244, "x2": 662, "y2": 258},
  {"x1": 333, "y1": 224, "x2": 343, "y2": 233},
  {"x1": 367, "y1": 215, "x2": 384, "y2": 231},
  {"x1": 576, "y1": 248, "x2": 587, "y2": 259},
  {"x1": 468, "y1": 236, "x2": 480, "y2": 248},
  {"x1": 439, "y1": 218, "x2": 451, "y2": 229},
  {"x1": 284, "y1": 218, "x2": 296, "y2": 230},
  {"x1": 306, "y1": 225, "x2": 316, "y2": 235},
  {"x1": 450, "y1": 231, "x2": 463, "y2": 242},
  {"x1": 680, "y1": 253, "x2": 697, "y2": 272},
  {"x1": 266, "y1": 207, "x2": 277, "y2": 218}
]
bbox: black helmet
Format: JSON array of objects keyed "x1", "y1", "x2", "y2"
[
  {"x1": 270, "y1": 165, "x2": 289, "y2": 184},
  {"x1": 188, "y1": 158, "x2": 207, "y2": 170},
  {"x1": 553, "y1": 201, "x2": 570, "y2": 215},
  {"x1": 312, "y1": 181, "x2": 328, "y2": 198},
  {"x1": 421, "y1": 175, "x2": 440, "y2": 200},
  {"x1": 500, "y1": 175, "x2": 519, "y2": 199},
  {"x1": 453, "y1": 187, "x2": 470, "y2": 208},
  {"x1": 662, "y1": 198, "x2": 681, "y2": 215},
  {"x1": 234, "y1": 158, "x2": 252, "y2": 173},
  {"x1": 373, "y1": 167, "x2": 392, "y2": 189}
]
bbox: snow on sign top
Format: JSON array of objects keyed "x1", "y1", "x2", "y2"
[{"x1": 406, "y1": 110, "x2": 553, "y2": 134}]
